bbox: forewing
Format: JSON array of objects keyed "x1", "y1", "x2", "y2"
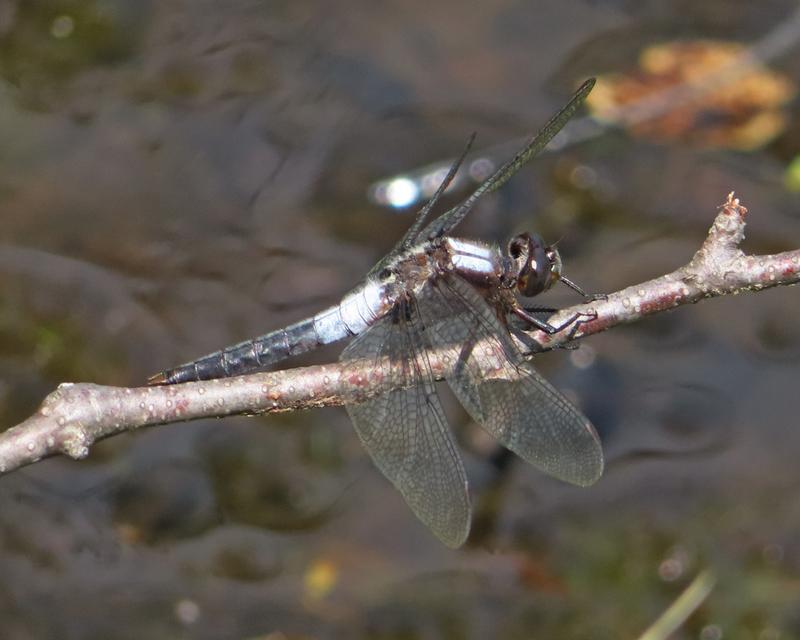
[
  {"x1": 340, "y1": 306, "x2": 471, "y2": 548},
  {"x1": 417, "y1": 275, "x2": 603, "y2": 486},
  {"x1": 418, "y1": 78, "x2": 595, "y2": 242},
  {"x1": 368, "y1": 133, "x2": 476, "y2": 277}
]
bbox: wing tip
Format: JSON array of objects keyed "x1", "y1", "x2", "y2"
[
  {"x1": 575, "y1": 457, "x2": 605, "y2": 487},
  {"x1": 437, "y1": 515, "x2": 472, "y2": 548}
]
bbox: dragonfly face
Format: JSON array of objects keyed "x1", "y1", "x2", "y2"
[{"x1": 507, "y1": 232, "x2": 562, "y2": 297}]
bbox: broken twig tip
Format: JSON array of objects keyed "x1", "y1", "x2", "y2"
[{"x1": 719, "y1": 192, "x2": 747, "y2": 219}]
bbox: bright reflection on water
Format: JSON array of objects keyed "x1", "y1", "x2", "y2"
[{"x1": 371, "y1": 175, "x2": 420, "y2": 208}]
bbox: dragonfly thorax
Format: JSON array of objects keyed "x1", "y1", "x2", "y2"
[{"x1": 507, "y1": 232, "x2": 562, "y2": 297}]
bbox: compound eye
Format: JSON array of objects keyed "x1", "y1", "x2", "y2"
[{"x1": 526, "y1": 257, "x2": 540, "y2": 279}]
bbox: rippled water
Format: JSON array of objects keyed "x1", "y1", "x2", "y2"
[{"x1": 1, "y1": 1, "x2": 799, "y2": 638}]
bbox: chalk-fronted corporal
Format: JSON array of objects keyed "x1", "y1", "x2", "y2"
[{"x1": 149, "y1": 78, "x2": 603, "y2": 547}]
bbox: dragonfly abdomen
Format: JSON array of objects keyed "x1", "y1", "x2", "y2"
[{"x1": 148, "y1": 280, "x2": 390, "y2": 385}]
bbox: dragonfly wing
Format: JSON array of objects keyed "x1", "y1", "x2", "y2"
[
  {"x1": 340, "y1": 304, "x2": 471, "y2": 548},
  {"x1": 417, "y1": 78, "x2": 595, "y2": 242},
  {"x1": 367, "y1": 133, "x2": 476, "y2": 277},
  {"x1": 417, "y1": 275, "x2": 603, "y2": 486}
]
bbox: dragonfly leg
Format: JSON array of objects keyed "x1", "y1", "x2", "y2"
[
  {"x1": 513, "y1": 306, "x2": 584, "y2": 334},
  {"x1": 560, "y1": 275, "x2": 607, "y2": 302},
  {"x1": 512, "y1": 307, "x2": 598, "y2": 357},
  {"x1": 562, "y1": 311, "x2": 597, "y2": 342},
  {"x1": 519, "y1": 305, "x2": 580, "y2": 346},
  {"x1": 511, "y1": 325, "x2": 580, "y2": 353},
  {"x1": 522, "y1": 305, "x2": 559, "y2": 314},
  {"x1": 512, "y1": 305, "x2": 598, "y2": 336}
]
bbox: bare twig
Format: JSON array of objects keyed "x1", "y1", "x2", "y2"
[{"x1": 0, "y1": 194, "x2": 797, "y2": 476}]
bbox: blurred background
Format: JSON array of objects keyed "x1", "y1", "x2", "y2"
[{"x1": 1, "y1": 1, "x2": 800, "y2": 638}]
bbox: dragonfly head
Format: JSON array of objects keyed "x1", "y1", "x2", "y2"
[{"x1": 507, "y1": 232, "x2": 562, "y2": 296}]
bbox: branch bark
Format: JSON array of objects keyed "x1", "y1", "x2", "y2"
[{"x1": 1, "y1": 193, "x2": 797, "y2": 476}]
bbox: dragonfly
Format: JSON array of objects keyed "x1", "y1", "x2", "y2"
[{"x1": 149, "y1": 78, "x2": 603, "y2": 547}]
